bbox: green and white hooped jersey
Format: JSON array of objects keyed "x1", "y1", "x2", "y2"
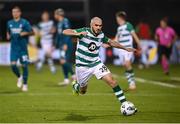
[
  {"x1": 74, "y1": 27, "x2": 110, "y2": 67},
  {"x1": 116, "y1": 22, "x2": 135, "y2": 48}
]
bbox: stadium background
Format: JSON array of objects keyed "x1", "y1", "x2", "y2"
[
  {"x1": 0, "y1": 0, "x2": 180, "y2": 65},
  {"x1": 1, "y1": 0, "x2": 180, "y2": 38}
]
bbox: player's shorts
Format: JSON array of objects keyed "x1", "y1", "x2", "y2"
[
  {"x1": 158, "y1": 45, "x2": 172, "y2": 59},
  {"x1": 75, "y1": 62, "x2": 111, "y2": 87},
  {"x1": 10, "y1": 50, "x2": 29, "y2": 64},
  {"x1": 115, "y1": 48, "x2": 134, "y2": 64},
  {"x1": 41, "y1": 43, "x2": 53, "y2": 54}
]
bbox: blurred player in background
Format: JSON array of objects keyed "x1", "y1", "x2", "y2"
[
  {"x1": 115, "y1": 11, "x2": 141, "y2": 90},
  {"x1": 63, "y1": 17, "x2": 137, "y2": 114},
  {"x1": 54, "y1": 8, "x2": 75, "y2": 85},
  {"x1": 155, "y1": 17, "x2": 177, "y2": 75},
  {"x1": 7, "y1": 6, "x2": 34, "y2": 91},
  {"x1": 36, "y1": 11, "x2": 56, "y2": 73}
]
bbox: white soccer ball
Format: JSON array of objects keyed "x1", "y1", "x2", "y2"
[{"x1": 120, "y1": 101, "x2": 137, "y2": 116}]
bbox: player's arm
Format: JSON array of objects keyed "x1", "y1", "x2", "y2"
[
  {"x1": 6, "y1": 22, "x2": 11, "y2": 40},
  {"x1": 131, "y1": 32, "x2": 141, "y2": 49},
  {"x1": 20, "y1": 31, "x2": 34, "y2": 37},
  {"x1": 6, "y1": 32, "x2": 10, "y2": 41},
  {"x1": 20, "y1": 20, "x2": 34, "y2": 37},
  {"x1": 63, "y1": 29, "x2": 87, "y2": 37},
  {"x1": 108, "y1": 40, "x2": 136, "y2": 52}
]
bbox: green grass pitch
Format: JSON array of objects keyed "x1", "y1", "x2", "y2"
[{"x1": 0, "y1": 64, "x2": 180, "y2": 123}]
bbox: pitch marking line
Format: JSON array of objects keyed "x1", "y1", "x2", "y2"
[{"x1": 112, "y1": 74, "x2": 179, "y2": 88}]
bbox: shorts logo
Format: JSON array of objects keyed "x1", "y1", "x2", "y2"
[{"x1": 88, "y1": 42, "x2": 97, "y2": 52}]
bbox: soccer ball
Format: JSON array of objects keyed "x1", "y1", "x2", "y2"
[{"x1": 120, "y1": 101, "x2": 137, "y2": 116}]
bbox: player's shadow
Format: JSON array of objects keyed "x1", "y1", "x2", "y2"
[
  {"x1": 62, "y1": 113, "x2": 90, "y2": 121},
  {"x1": 62, "y1": 112, "x2": 119, "y2": 122},
  {"x1": 0, "y1": 90, "x2": 21, "y2": 94}
]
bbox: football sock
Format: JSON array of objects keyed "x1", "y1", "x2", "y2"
[
  {"x1": 161, "y1": 57, "x2": 169, "y2": 73},
  {"x1": 47, "y1": 58, "x2": 55, "y2": 70},
  {"x1": 22, "y1": 64, "x2": 28, "y2": 84},
  {"x1": 125, "y1": 69, "x2": 135, "y2": 84},
  {"x1": 11, "y1": 64, "x2": 20, "y2": 78},
  {"x1": 113, "y1": 85, "x2": 126, "y2": 103},
  {"x1": 62, "y1": 63, "x2": 69, "y2": 79},
  {"x1": 67, "y1": 62, "x2": 74, "y2": 75}
]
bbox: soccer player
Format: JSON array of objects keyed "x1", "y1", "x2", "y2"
[
  {"x1": 54, "y1": 8, "x2": 76, "y2": 85},
  {"x1": 155, "y1": 17, "x2": 177, "y2": 75},
  {"x1": 7, "y1": 6, "x2": 34, "y2": 91},
  {"x1": 115, "y1": 11, "x2": 141, "y2": 90},
  {"x1": 36, "y1": 11, "x2": 56, "y2": 73},
  {"x1": 63, "y1": 17, "x2": 137, "y2": 114}
]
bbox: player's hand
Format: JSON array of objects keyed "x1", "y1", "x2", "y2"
[
  {"x1": 125, "y1": 48, "x2": 136, "y2": 52},
  {"x1": 134, "y1": 47, "x2": 142, "y2": 57},
  {"x1": 20, "y1": 32, "x2": 28, "y2": 37},
  {"x1": 76, "y1": 32, "x2": 87, "y2": 36},
  {"x1": 63, "y1": 44, "x2": 68, "y2": 51},
  {"x1": 167, "y1": 42, "x2": 172, "y2": 48}
]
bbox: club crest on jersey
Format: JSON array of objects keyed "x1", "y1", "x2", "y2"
[
  {"x1": 19, "y1": 24, "x2": 23, "y2": 28},
  {"x1": 88, "y1": 42, "x2": 97, "y2": 52}
]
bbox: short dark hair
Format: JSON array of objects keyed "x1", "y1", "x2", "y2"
[
  {"x1": 12, "y1": 6, "x2": 21, "y2": 12},
  {"x1": 161, "y1": 17, "x2": 169, "y2": 24},
  {"x1": 116, "y1": 11, "x2": 127, "y2": 20},
  {"x1": 54, "y1": 8, "x2": 65, "y2": 16}
]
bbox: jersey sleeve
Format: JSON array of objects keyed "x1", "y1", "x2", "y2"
[
  {"x1": 102, "y1": 35, "x2": 110, "y2": 43},
  {"x1": 24, "y1": 20, "x2": 32, "y2": 32},
  {"x1": 74, "y1": 27, "x2": 86, "y2": 33},
  {"x1": 170, "y1": 27, "x2": 176, "y2": 37},
  {"x1": 127, "y1": 23, "x2": 135, "y2": 33},
  {"x1": 63, "y1": 19, "x2": 71, "y2": 29},
  {"x1": 73, "y1": 27, "x2": 86, "y2": 39}
]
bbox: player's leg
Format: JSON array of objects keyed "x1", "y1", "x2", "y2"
[
  {"x1": 102, "y1": 73, "x2": 127, "y2": 103},
  {"x1": 20, "y1": 53, "x2": 29, "y2": 92},
  {"x1": 159, "y1": 45, "x2": 170, "y2": 75},
  {"x1": 123, "y1": 52, "x2": 136, "y2": 90},
  {"x1": 161, "y1": 46, "x2": 171, "y2": 75},
  {"x1": 58, "y1": 49, "x2": 70, "y2": 85},
  {"x1": 94, "y1": 63, "x2": 126, "y2": 103},
  {"x1": 72, "y1": 66, "x2": 92, "y2": 95},
  {"x1": 36, "y1": 48, "x2": 45, "y2": 71},
  {"x1": 46, "y1": 44, "x2": 56, "y2": 74},
  {"x1": 65, "y1": 51, "x2": 76, "y2": 80},
  {"x1": 10, "y1": 51, "x2": 22, "y2": 88}
]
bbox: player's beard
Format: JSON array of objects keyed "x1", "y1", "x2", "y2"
[{"x1": 92, "y1": 27, "x2": 101, "y2": 36}]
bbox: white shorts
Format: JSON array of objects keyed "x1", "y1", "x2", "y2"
[
  {"x1": 115, "y1": 48, "x2": 134, "y2": 64},
  {"x1": 41, "y1": 44, "x2": 52, "y2": 54},
  {"x1": 76, "y1": 63, "x2": 111, "y2": 87}
]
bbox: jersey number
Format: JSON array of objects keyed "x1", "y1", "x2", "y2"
[
  {"x1": 22, "y1": 55, "x2": 28, "y2": 62},
  {"x1": 99, "y1": 65, "x2": 108, "y2": 73}
]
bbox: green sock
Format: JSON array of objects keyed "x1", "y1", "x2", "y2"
[{"x1": 113, "y1": 85, "x2": 126, "y2": 103}]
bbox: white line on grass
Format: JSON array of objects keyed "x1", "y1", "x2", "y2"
[
  {"x1": 112, "y1": 74, "x2": 179, "y2": 88},
  {"x1": 170, "y1": 77, "x2": 180, "y2": 81}
]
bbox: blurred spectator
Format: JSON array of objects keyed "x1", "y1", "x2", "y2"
[
  {"x1": 136, "y1": 19, "x2": 152, "y2": 69},
  {"x1": 136, "y1": 19, "x2": 151, "y2": 40},
  {"x1": 155, "y1": 17, "x2": 177, "y2": 75},
  {"x1": 170, "y1": 36, "x2": 180, "y2": 63}
]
